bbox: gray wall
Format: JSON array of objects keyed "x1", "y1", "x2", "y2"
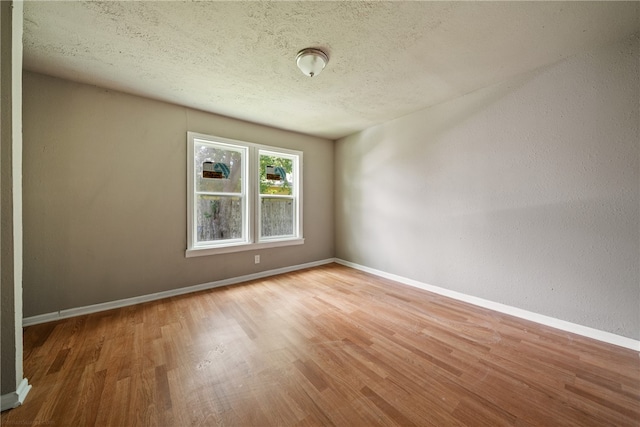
[
  {"x1": 22, "y1": 72, "x2": 334, "y2": 317},
  {"x1": 335, "y1": 35, "x2": 639, "y2": 340},
  {"x1": 19, "y1": 34, "x2": 640, "y2": 341}
]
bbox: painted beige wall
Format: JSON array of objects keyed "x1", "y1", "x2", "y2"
[
  {"x1": 22, "y1": 72, "x2": 334, "y2": 317},
  {"x1": 336, "y1": 35, "x2": 639, "y2": 339}
]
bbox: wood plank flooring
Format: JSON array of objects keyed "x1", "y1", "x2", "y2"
[{"x1": 2, "y1": 263, "x2": 639, "y2": 426}]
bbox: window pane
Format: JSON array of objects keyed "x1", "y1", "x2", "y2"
[
  {"x1": 196, "y1": 195, "x2": 243, "y2": 243},
  {"x1": 260, "y1": 154, "x2": 293, "y2": 196},
  {"x1": 195, "y1": 142, "x2": 243, "y2": 193},
  {"x1": 261, "y1": 197, "x2": 294, "y2": 237}
]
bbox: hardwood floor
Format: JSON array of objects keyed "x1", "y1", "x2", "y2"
[{"x1": 2, "y1": 263, "x2": 639, "y2": 426}]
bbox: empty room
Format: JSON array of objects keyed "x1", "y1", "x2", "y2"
[{"x1": 2, "y1": 1, "x2": 638, "y2": 426}]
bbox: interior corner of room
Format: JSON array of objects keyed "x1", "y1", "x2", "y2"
[{"x1": 1, "y1": 0, "x2": 639, "y2": 418}]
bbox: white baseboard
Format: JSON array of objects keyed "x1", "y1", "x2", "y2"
[
  {"x1": 335, "y1": 259, "x2": 640, "y2": 351},
  {"x1": 23, "y1": 258, "x2": 335, "y2": 327},
  {"x1": 22, "y1": 257, "x2": 639, "y2": 352},
  {"x1": 1, "y1": 378, "x2": 31, "y2": 412}
]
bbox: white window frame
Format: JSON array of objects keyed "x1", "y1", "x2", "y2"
[
  {"x1": 257, "y1": 148, "x2": 301, "y2": 243},
  {"x1": 186, "y1": 132, "x2": 304, "y2": 257}
]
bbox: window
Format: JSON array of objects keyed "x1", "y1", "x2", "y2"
[
  {"x1": 187, "y1": 132, "x2": 303, "y2": 256},
  {"x1": 259, "y1": 150, "x2": 298, "y2": 240},
  {"x1": 192, "y1": 139, "x2": 248, "y2": 246}
]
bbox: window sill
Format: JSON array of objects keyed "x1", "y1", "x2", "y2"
[{"x1": 185, "y1": 238, "x2": 304, "y2": 258}]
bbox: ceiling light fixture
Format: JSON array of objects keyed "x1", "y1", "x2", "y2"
[{"x1": 296, "y1": 48, "x2": 329, "y2": 77}]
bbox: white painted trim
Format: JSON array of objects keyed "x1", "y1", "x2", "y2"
[
  {"x1": 186, "y1": 238, "x2": 305, "y2": 257},
  {"x1": 335, "y1": 259, "x2": 640, "y2": 351},
  {"x1": 23, "y1": 259, "x2": 335, "y2": 327},
  {"x1": 186, "y1": 132, "x2": 304, "y2": 257},
  {"x1": 24, "y1": 257, "x2": 638, "y2": 350},
  {"x1": 1, "y1": 378, "x2": 31, "y2": 412}
]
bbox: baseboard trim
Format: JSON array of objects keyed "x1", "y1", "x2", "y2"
[
  {"x1": 335, "y1": 259, "x2": 640, "y2": 351},
  {"x1": 1, "y1": 378, "x2": 31, "y2": 412},
  {"x1": 23, "y1": 258, "x2": 335, "y2": 327},
  {"x1": 23, "y1": 258, "x2": 639, "y2": 351}
]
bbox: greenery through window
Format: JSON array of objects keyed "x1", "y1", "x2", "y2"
[
  {"x1": 187, "y1": 132, "x2": 303, "y2": 256},
  {"x1": 259, "y1": 152, "x2": 296, "y2": 239}
]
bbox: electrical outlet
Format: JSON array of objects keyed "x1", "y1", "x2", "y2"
[{"x1": 254, "y1": 255, "x2": 260, "y2": 264}]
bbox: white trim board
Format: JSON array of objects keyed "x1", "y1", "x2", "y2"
[
  {"x1": 22, "y1": 258, "x2": 639, "y2": 351},
  {"x1": 1, "y1": 378, "x2": 31, "y2": 412},
  {"x1": 334, "y1": 259, "x2": 640, "y2": 352},
  {"x1": 23, "y1": 258, "x2": 335, "y2": 327}
]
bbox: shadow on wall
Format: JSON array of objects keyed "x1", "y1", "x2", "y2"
[
  {"x1": 334, "y1": 33, "x2": 639, "y2": 339},
  {"x1": 335, "y1": 69, "x2": 537, "y2": 264}
]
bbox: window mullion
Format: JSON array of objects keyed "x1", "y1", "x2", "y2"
[
  {"x1": 258, "y1": 194, "x2": 294, "y2": 199},
  {"x1": 195, "y1": 191, "x2": 243, "y2": 197},
  {"x1": 249, "y1": 146, "x2": 258, "y2": 243},
  {"x1": 187, "y1": 132, "x2": 303, "y2": 255}
]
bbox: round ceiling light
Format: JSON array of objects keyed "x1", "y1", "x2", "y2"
[{"x1": 296, "y1": 48, "x2": 329, "y2": 77}]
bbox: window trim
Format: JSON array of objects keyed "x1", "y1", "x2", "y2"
[
  {"x1": 257, "y1": 148, "x2": 302, "y2": 243},
  {"x1": 186, "y1": 132, "x2": 304, "y2": 258}
]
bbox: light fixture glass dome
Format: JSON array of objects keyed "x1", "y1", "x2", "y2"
[{"x1": 296, "y1": 48, "x2": 328, "y2": 77}]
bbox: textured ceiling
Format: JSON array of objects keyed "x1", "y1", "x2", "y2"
[{"x1": 23, "y1": 1, "x2": 639, "y2": 140}]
